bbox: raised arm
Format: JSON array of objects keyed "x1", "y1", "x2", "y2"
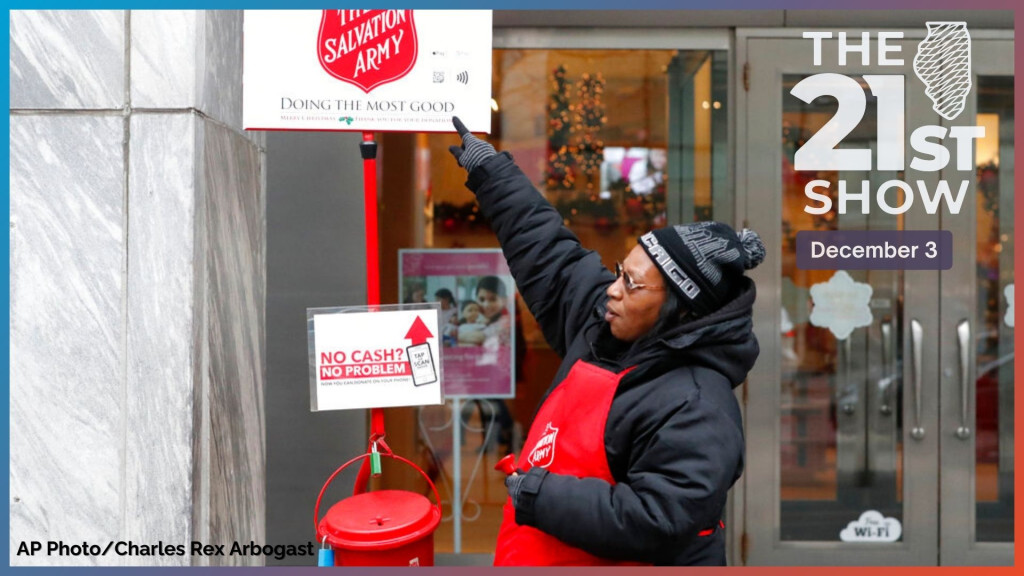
[{"x1": 449, "y1": 117, "x2": 613, "y2": 356}]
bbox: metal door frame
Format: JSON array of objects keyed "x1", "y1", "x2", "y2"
[
  {"x1": 938, "y1": 37, "x2": 1014, "y2": 567},
  {"x1": 737, "y1": 28, "x2": 944, "y2": 566}
]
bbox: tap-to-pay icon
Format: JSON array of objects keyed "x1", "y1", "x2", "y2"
[
  {"x1": 404, "y1": 315, "x2": 438, "y2": 387},
  {"x1": 406, "y1": 343, "x2": 437, "y2": 386}
]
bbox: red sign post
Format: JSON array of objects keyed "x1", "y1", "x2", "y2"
[{"x1": 354, "y1": 131, "x2": 384, "y2": 495}]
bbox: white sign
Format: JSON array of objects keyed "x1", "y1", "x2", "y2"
[
  {"x1": 243, "y1": 10, "x2": 492, "y2": 133},
  {"x1": 308, "y1": 306, "x2": 444, "y2": 411},
  {"x1": 839, "y1": 510, "x2": 903, "y2": 543},
  {"x1": 809, "y1": 270, "x2": 874, "y2": 340}
]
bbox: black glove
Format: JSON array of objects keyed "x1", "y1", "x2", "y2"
[
  {"x1": 505, "y1": 471, "x2": 528, "y2": 509},
  {"x1": 448, "y1": 116, "x2": 496, "y2": 172},
  {"x1": 505, "y1": 468, "x2": 548, "y2": 526}
]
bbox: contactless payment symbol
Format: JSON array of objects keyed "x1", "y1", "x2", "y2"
[
  {"x1": 405, "y1": 315, "x2": 437, "y2": 387},
  {"x1": 318, "y1": 10, "x2": 419, "y2": 93}
]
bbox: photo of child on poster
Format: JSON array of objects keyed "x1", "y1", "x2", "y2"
[{"x1": 400, "y1": 250, "x2": 515, "y2": 397}]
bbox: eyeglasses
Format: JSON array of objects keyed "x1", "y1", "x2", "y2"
[{"x1": 615, "y1": 262, "x2": 666, "y2": 293}]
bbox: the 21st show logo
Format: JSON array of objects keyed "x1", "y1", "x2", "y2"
[
  {"x1": 318, "y1": 10, "x2": 418, "y2": 93},
  {"x1": 797, "y1": 23, "x2": 981, "y2": 217}
]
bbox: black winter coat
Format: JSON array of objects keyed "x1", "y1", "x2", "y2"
[{"x1": 467, "y1": 152, "x2": 759, "y2": 566}]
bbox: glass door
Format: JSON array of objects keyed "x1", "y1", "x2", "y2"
[
  {"x1": 938, "y1": 39, "x2": 1014, "y2": 566},
  {"x1": 740, "y1": 30, "x2": 1014, "y2": 566},
  {"x1": 740, "y1": 32, "x2": 942, "y2": 566}
]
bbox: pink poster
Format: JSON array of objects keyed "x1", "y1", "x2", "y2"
[{"x1": 399, "y1": 249, "x2": 515, "y2": 398}]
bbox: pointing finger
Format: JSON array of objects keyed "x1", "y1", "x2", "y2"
[{"x1": 451, "y1": 116, "x2": 470, "y2": 138}]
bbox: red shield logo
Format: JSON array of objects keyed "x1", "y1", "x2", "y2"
[
  {"x1": 317, "y1": 10, "x2": 419, "y2": 93},
  {"x1": 527, "y1": 423, "x2": 559, "y2": 469}
]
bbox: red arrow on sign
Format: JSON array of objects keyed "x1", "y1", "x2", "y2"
[{"x1": 404, "y1": 316, "x2": 434, "y2": 346}]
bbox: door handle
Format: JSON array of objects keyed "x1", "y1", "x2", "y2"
[
  {"x1": 910, "y1": 319, "x2": 925, "y2": 440},
  {"x1": 956, "y1": 319, "x2": 971, "y2": 440},
  {"x1": 840, "y1": 338, "x2": 855, "y2": 415},
  {"x1": 879, "y1": 320, "x2": 893, "y2": 416}
]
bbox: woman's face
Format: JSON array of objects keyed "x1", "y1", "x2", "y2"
[
  {"x1": 604, "y1": 245, "x2": 668, "y2": 342},
  {"x1": 462, "y1": 302, "x2": 481, "y2": 324},
  {"x1": 477, "y1": 288, "x2": 506, "y2": 320}
]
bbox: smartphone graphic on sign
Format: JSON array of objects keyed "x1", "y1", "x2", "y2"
[{"x1": 406, "y1": 343, "x2": 438, "y2": 387}]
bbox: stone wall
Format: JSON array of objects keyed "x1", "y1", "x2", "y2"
[{"x1": 10, "y1": 10, "x2": 265, "y2": 566}]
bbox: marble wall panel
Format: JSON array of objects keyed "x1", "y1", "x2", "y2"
[
  {"x1": 200, "y1": 119, "x2": 266, "y2": 565},
  {"x1": 129, "y1": 11, "x2": 198, "y2": 109},
  {"x1": 246, "y1": 129, "x2": 268, "y2": 152},
  {"x1": 10, "y1": 11, "x2": 125, "y2": 110},
  {"x1": 124, "y1": 113, "x2": 198, "y2": 566},
  {"x1": 199, "y1": 11, "x2": 244, "y2": 133},
  {"x1": 10, "y1": 115, "x2": 125, "y2": 566},
  {"x1": 11, "y1": 11, "x2": 267, "y2": 566}
]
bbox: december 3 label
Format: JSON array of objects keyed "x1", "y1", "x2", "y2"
[{"x1": 796, "y1": 230, "x2": 952, "y2": 270}]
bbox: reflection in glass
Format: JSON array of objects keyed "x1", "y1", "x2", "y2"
[
  {"x1": 974, "y1": 75, "x2": 1013, "y2": 543},
  {"x1": 779, "y1": 75, "x2": 904, "y2": 541}
]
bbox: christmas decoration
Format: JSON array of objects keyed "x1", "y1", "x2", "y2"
[
  {"x1": 545, "y1": 65, "x2": 575, "y2": 191},
  {"x1": 573, "y1": 72, "x2": 606, "y2": 190},
  {"x1": 976, "y1": 161, "x2": 1000, "y2": 215},
  {"x1": 433, "y1": 201, "x2": 490, "y2": 233}
]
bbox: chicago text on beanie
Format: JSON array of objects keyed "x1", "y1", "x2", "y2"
[
  {"x1": 639, "y1": 232, "x2": 700, "y2": 299},
  {"x1": 639, "y1": 222, "x2": 765, "y2": 316}
]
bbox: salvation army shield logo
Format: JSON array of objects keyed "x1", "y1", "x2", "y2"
[
  {"x1": 318, "y1": 10, "x2": 419, "y2": 93},
  {"x1": 527, "y1": 423, "x2": 559, "y2": 469}
]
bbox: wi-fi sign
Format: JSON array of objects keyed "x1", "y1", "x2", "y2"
[{"x1": 456, "y1": 71, "x2": 469, "y2": 85}]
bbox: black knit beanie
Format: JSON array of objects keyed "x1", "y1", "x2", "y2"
[{"x1": 638, "y1": 221, "x2": 766, "y2": 317}]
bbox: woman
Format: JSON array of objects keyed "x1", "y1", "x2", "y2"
[
  {"x1": 448, "y1": 117, "x2": 764, "y2": 566},
  {"x1": 435, "y1": 288, "x2": 459, "y2": 347},
  {"x1": 457, "y1": 276, "x2": 511, "y2": 348},
  {"x1": 403, "y1": 281, "x2": 426, "y2": 304}
]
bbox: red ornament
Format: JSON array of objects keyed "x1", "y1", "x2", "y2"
[
  {"x1": 594, "y1": 216, "x2": 616, "y2": 235},
  {"x1": 625, "y1": 198, "x2": 644, "y2": 218}
]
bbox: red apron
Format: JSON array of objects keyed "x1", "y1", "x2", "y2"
[{"x1": 494, "y1": 360, "x2": 644, "y2": 566}]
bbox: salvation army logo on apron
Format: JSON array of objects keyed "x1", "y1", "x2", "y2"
[
  {"x1": 527, "y1": 422, "x2": 559, "y2": 468},
  {"x1": 317, "y1": 10, "x2": 419, "y2": 93}
]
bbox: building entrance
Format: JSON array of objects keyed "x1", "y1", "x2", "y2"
[{"x1": 739, "y1": 31, "x2": 1013, "y2": 566}]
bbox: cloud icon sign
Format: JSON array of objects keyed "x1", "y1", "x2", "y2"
[{"x1": 839, "y1": 510, "x2": 903, "y2": 543}]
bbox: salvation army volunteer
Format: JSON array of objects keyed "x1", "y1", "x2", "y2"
[{"x1": 448, "y1": 117, "x2": 766, "y2": 566}]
